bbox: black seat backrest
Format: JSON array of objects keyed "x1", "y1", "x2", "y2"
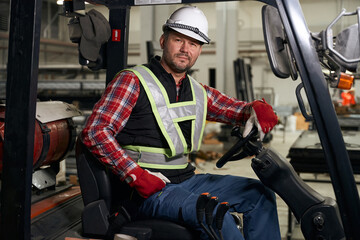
[
  {"x1": 76, "y1": 138, "x2": 142, "y2": 213},
  {"x1": 75, "y1": 137, "x2": 200, "y2": 240},
  {"x1": 76, "y1": 140, "x2": 112, "y2": 208}
]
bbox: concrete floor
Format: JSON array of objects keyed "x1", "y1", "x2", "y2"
[{"x1": 197, "y1": 129, "x2": 360, "y2": 240}]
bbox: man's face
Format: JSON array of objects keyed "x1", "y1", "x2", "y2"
[{"x1": 160, "y1": 31, "x2": 202, "y2": 74}]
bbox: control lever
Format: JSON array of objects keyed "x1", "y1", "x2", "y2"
[
  {"x1": 205, "y1": 196, "x2": 219, "y2": 240},
  {"x1": 196, "y1": 192, "x2": 215, "y2": 240},
  {"x1": 215, "y1": 202, "x2": 230, "y2": 240}
]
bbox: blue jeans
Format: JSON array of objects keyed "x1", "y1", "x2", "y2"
[{"x1": 138, "y1": 174, "x2": 281, "y2": 240}]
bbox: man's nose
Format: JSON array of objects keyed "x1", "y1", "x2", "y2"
[{"x1": 180, "y1": 42, "x2": 189, "y2": 52}]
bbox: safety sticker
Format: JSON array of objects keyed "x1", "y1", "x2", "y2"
[{"x1": 112, "y1": 29, "x2": 121, "y2": 42}]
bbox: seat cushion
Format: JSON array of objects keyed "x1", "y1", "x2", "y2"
[{"x1": 122, "y1": 219, "x2": 199, "y2": 240}]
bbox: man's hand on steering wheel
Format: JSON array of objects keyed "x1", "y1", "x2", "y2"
[{"x1": 243, "y1": 98, "x2": 278, "y2": 141}]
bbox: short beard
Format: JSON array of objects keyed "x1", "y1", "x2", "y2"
[{"x1": 162, "y1": 50, "x2": 192, "y2": 73}]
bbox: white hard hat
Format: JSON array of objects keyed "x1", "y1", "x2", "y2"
[{"x1": 163, "y1": 6, "x2": 210, "y2": 44}]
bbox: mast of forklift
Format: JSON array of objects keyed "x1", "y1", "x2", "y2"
[
  {"x1": 277, "y1": 1, "x2": 360, "y2": 238},
  {"x1": 1, "y1": 0, "x2": 359, "y2": 240},
  {"x1": 0, "y1": 0, "x2": 42, "y2": 239}
]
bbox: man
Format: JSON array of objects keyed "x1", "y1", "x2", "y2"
[{"x1": 81, "y1": 6, "x2": 280, "y2": 240}]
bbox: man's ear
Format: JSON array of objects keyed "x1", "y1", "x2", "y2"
[{"x1": 160, "y1": 34, "x2": 165, "y2": 49}]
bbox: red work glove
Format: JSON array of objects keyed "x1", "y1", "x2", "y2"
[
  {"x1": 125, "y1": 167, "x2": 170, "y2": 198},
  {"x1": 243, "y1": 98, "x2": 278, "y2": 141}
]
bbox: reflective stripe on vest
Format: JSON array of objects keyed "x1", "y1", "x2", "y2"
[
  {"x1": 122, "y1": 65, "x2": 207, "y2": 169},
  {"x1": 124, "y1": 148, "x2": 189, "y2": 169}
]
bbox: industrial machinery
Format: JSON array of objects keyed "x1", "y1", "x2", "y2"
[{"x1": 0, "y1": 101, "x2": 81, "y2": 192}]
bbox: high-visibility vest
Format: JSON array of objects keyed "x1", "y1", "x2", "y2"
[{"x1": 121, "y1": 65, "x2": 207, "y2": 169}]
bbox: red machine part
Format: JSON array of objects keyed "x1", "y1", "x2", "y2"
[{"x1": 0, "y1": 106, "x2": 74, "y2": 172}]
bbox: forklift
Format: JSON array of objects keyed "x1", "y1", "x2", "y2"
[{"x1": 1, "y1": 0, "x2": 359, "y2": 239}]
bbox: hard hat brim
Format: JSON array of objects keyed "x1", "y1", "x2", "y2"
[{"x1": 163, "y1": 25, "x2": 210, "y2": 44}]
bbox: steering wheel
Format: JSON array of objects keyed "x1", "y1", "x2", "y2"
[{"x1": 216, "y1": 127, "x2": 262, "y2": 168}]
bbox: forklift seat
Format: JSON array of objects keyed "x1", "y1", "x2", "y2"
[{"x1": 75, "y1": 138, "x2": 199, "y2": 240}]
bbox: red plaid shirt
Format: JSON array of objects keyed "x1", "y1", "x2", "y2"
[{"x1": 81, "y1": 71, "x2": 251, "y2": 179}]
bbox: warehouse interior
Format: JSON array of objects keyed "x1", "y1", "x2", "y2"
[{"x1": 0, "y1": 0, "x2": 360, "y2": 239}]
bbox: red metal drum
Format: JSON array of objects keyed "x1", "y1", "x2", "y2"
[{"x1": 0, "y1": 105, "x2": 76, "y2": 172}]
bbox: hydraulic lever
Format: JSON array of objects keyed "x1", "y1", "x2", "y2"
[
  {"x1": 215, "y1": 202, "x2": 230, "y2": 240},
  {"x1": 205, "y1": 196, "x2": 219, "y2": 240},
  {"x1": 196, "y1": 192, "x2": 215, "y2": 240}
]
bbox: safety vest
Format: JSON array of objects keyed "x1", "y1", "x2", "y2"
[{"x1": 121, "y1": 65, "x2": 207, "y2": 169}]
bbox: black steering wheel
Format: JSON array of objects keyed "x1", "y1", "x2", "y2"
[{"x1": 216, "y1": 127, "x2": 262, "y2": 168}]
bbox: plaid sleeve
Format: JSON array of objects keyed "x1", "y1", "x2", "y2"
[
  {"x1": 202, "y1": 84, "x2": 252, "y2": 125},
  {"x1": 81, "y1": 71, "x2": 141, "y2": 180}
]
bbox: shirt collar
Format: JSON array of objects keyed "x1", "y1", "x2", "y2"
[{"x1": 177, "y1": 75, "x2": 186, "y2": 87}]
